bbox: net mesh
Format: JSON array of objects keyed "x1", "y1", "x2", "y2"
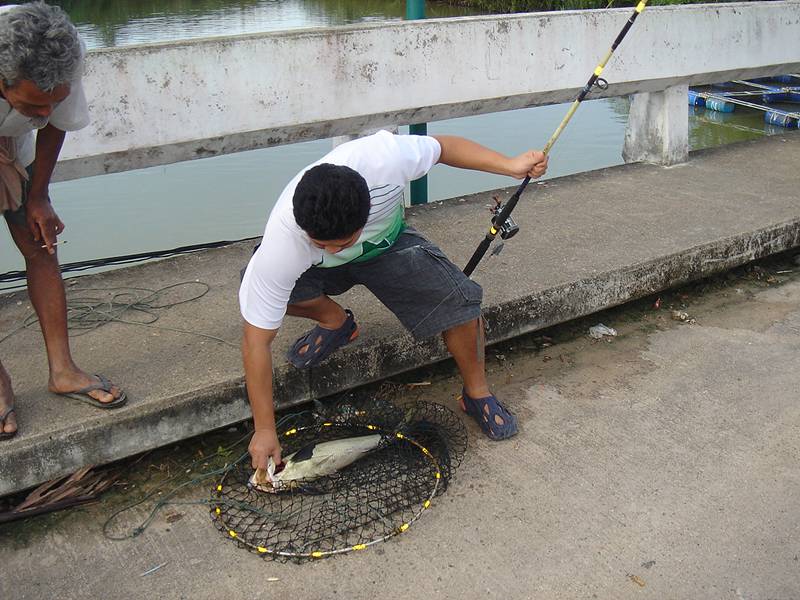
[{"x1": 211, "y1": 392, "x2": 467, "y2": 560}]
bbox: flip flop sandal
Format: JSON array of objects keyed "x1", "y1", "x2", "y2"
[
  {"x1": 55, "y1": 374, "x2": 127, "y2": 409},
  {"x1": 0, "y1": 406, "x2": 17, "y2": 440},
  {"x1": 287, "y1": 309, "x2": 359, "y2": 369},
  {"x1": 459, "y1": 389, "x2": 518, "y2": 440}
]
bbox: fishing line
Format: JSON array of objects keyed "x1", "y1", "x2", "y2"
[
  {"x1": 102, "y1": 412, "x2": 309, "y2": 541},
  {"x1": 463, "y1": 0, "x2": 650, "y2": 277},
  {"x1": 0, "y1": 281, "x2": 237, "y2": 348},
  {"x1": 102, "y1": 389, "x2": 468, "y2": 561}
]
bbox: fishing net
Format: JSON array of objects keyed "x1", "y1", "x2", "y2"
[{"x1": 211, "y1": 394, "x2": 467, "y2": 560}]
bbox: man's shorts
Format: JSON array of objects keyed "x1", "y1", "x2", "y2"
[
  {"x1": 2, "y1": 165, "x2": 31, "y2": 227},
  {"x1": 288, "y1": 228, "x2": 483, "y2": 339}
]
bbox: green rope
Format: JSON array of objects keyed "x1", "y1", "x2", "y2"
[{"x1": 0, "y1": 281, "x2": 237, "y2": 348}]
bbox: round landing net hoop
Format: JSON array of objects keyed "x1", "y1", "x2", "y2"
[{"x1": 210, "y1": 399, "x2": 466, "y2": 560}]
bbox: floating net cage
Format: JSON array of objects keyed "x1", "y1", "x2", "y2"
[{"x1": 211, "y1": 394, "x2": 467, "y2": 560}]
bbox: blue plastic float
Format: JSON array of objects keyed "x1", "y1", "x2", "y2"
[{"x1": 689, "y1": 75, "x2": 800, "y2": 128}]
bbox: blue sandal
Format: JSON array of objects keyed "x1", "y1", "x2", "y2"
[
  {"x1": 459, "y1": 389, "x2": 518, "y2": 440},
  {"x1": 287, "y1": 309, "x2": 359, "y2": 369}
]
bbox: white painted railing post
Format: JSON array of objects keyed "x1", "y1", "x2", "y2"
[{"x1": 622, "y1": 84, "x2": 689, "y2": 166}]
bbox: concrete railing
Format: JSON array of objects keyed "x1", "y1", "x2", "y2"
[{"x1": 55, "y1": 1, "x2": 800, "y2": 182}]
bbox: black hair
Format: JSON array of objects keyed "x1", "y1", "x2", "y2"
[{"x1": 292, "y1": 163, "x2": 370, "y2": 241}]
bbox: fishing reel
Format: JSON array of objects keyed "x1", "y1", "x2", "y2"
[{"x1": 490, "y1": 196, "x2": 520, "y2": 240}]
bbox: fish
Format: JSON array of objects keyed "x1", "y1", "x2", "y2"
[{"x1": 249, "y1": 433, "x2": 383, "y2": 493}]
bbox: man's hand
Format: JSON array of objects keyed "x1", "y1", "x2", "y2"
[
  {"x1": 25, "y1": 193, "x2": 64, "y2": 254},
  {"x1": 249, "y1": 428, "x2": 282, "y2": 470},
  {"x1": 507, "y1": 150, "x2": 549, "y2": 180}
]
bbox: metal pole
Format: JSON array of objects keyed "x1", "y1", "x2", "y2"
[{"x1": 406, "y1": 0, "x2": 428, "y2": 205}]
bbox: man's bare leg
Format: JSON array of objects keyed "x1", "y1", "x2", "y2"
[
  {"x1": 6, "y1": 219, "x2": 122, "y2": 403},
  {"x1": 443, "y1": 316, "x2": 516, "y2": 437},
  {"x1": 0, "y1": 360, "x2": 17, "y2": 435},
  {"x1": 286, "y1": 295, "x2": 347, "y2": 326},
  {"x1": 442, "y1": 317, "x2": 491, "y2": 399}
]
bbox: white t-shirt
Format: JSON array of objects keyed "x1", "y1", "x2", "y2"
[
  {"x1": 239, "y1": 131, "x2": 441, "y2": 330},
  {"x1": 0, "y1": 5, "x2": 90, "y2": 167}
]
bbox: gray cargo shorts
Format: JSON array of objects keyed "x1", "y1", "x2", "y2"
[
  {"x1": 4, "y1": 205, "x2": 27, "y2": 227},
  {"x1": 2, "y1": 165, "x2": 32, "y2": 227},
  {"x1": 288, "y1": 228, "x2": 482, "y2": 339}
]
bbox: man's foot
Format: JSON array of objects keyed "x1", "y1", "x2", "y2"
[
  {"x1": 0, "y1": 363, "x2": 17, "y2": 439},
  {"x1": 49, "y1": 370, "x2": 126, "y2": 408},
  {"x1": 287, "y1": 309, "x2": 359, "y2": 369},
  {"x1": 459, "y1": 389, "x2": 518, "y2": 440}
]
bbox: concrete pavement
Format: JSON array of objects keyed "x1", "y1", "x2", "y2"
[{"x1": 1, "y1": 252, "x2": 798, "y2": 599}]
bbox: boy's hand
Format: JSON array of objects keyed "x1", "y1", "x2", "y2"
[
  {"x1": 508, "y1": 150, "x2": 549, "y2": 180},
  {"x1": 249, "y1": 428, "x2": 282, "y2": 470}
]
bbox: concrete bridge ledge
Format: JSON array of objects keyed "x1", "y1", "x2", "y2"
[{"x1": 54, "y1": 2, "x2": 800, "y2": 180}]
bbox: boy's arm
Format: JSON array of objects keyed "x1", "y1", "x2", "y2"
[
  {"x1": 432, "y1": 135, "x2": 549, "y2": 180},
  {"x1": 242, "y1": 321, "x2": 282, "y2": 469}
]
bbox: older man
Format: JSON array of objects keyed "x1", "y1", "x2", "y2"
[{"x1": 0, "y1": 2, "x2": 125, "y2": 441}]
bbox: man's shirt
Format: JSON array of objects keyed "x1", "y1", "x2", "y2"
[{"x1": 239, "y1": 131, "x2": 441, "y2": 330}]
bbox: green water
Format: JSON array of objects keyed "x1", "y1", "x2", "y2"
[
  {"x1": 0, "y1": 1, "x2": 794, "y2": 281},
  {"x1": 54, "y1": 0, "x2": 481, "y2": 48}
]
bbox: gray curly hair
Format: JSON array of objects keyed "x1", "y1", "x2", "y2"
[{"x1": 0, "y1": 2, "x2": 81, "y2": 92}]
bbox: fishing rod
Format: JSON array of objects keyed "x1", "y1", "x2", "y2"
[{"x1": 463, "y1": 0, "x2": 649, "y2": 277}]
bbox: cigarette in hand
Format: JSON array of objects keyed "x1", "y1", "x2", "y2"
[{"x1": 41, "y1": 240, "x2": 67, "y2": 249}]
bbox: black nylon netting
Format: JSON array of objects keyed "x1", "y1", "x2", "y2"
[{"x1": 211, "y1": 395, "x2": 467, "y2": 560}]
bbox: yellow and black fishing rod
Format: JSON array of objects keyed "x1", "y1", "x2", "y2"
[{"x1": 463, "y1": 0, "x2": 649, "y2": 276}]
